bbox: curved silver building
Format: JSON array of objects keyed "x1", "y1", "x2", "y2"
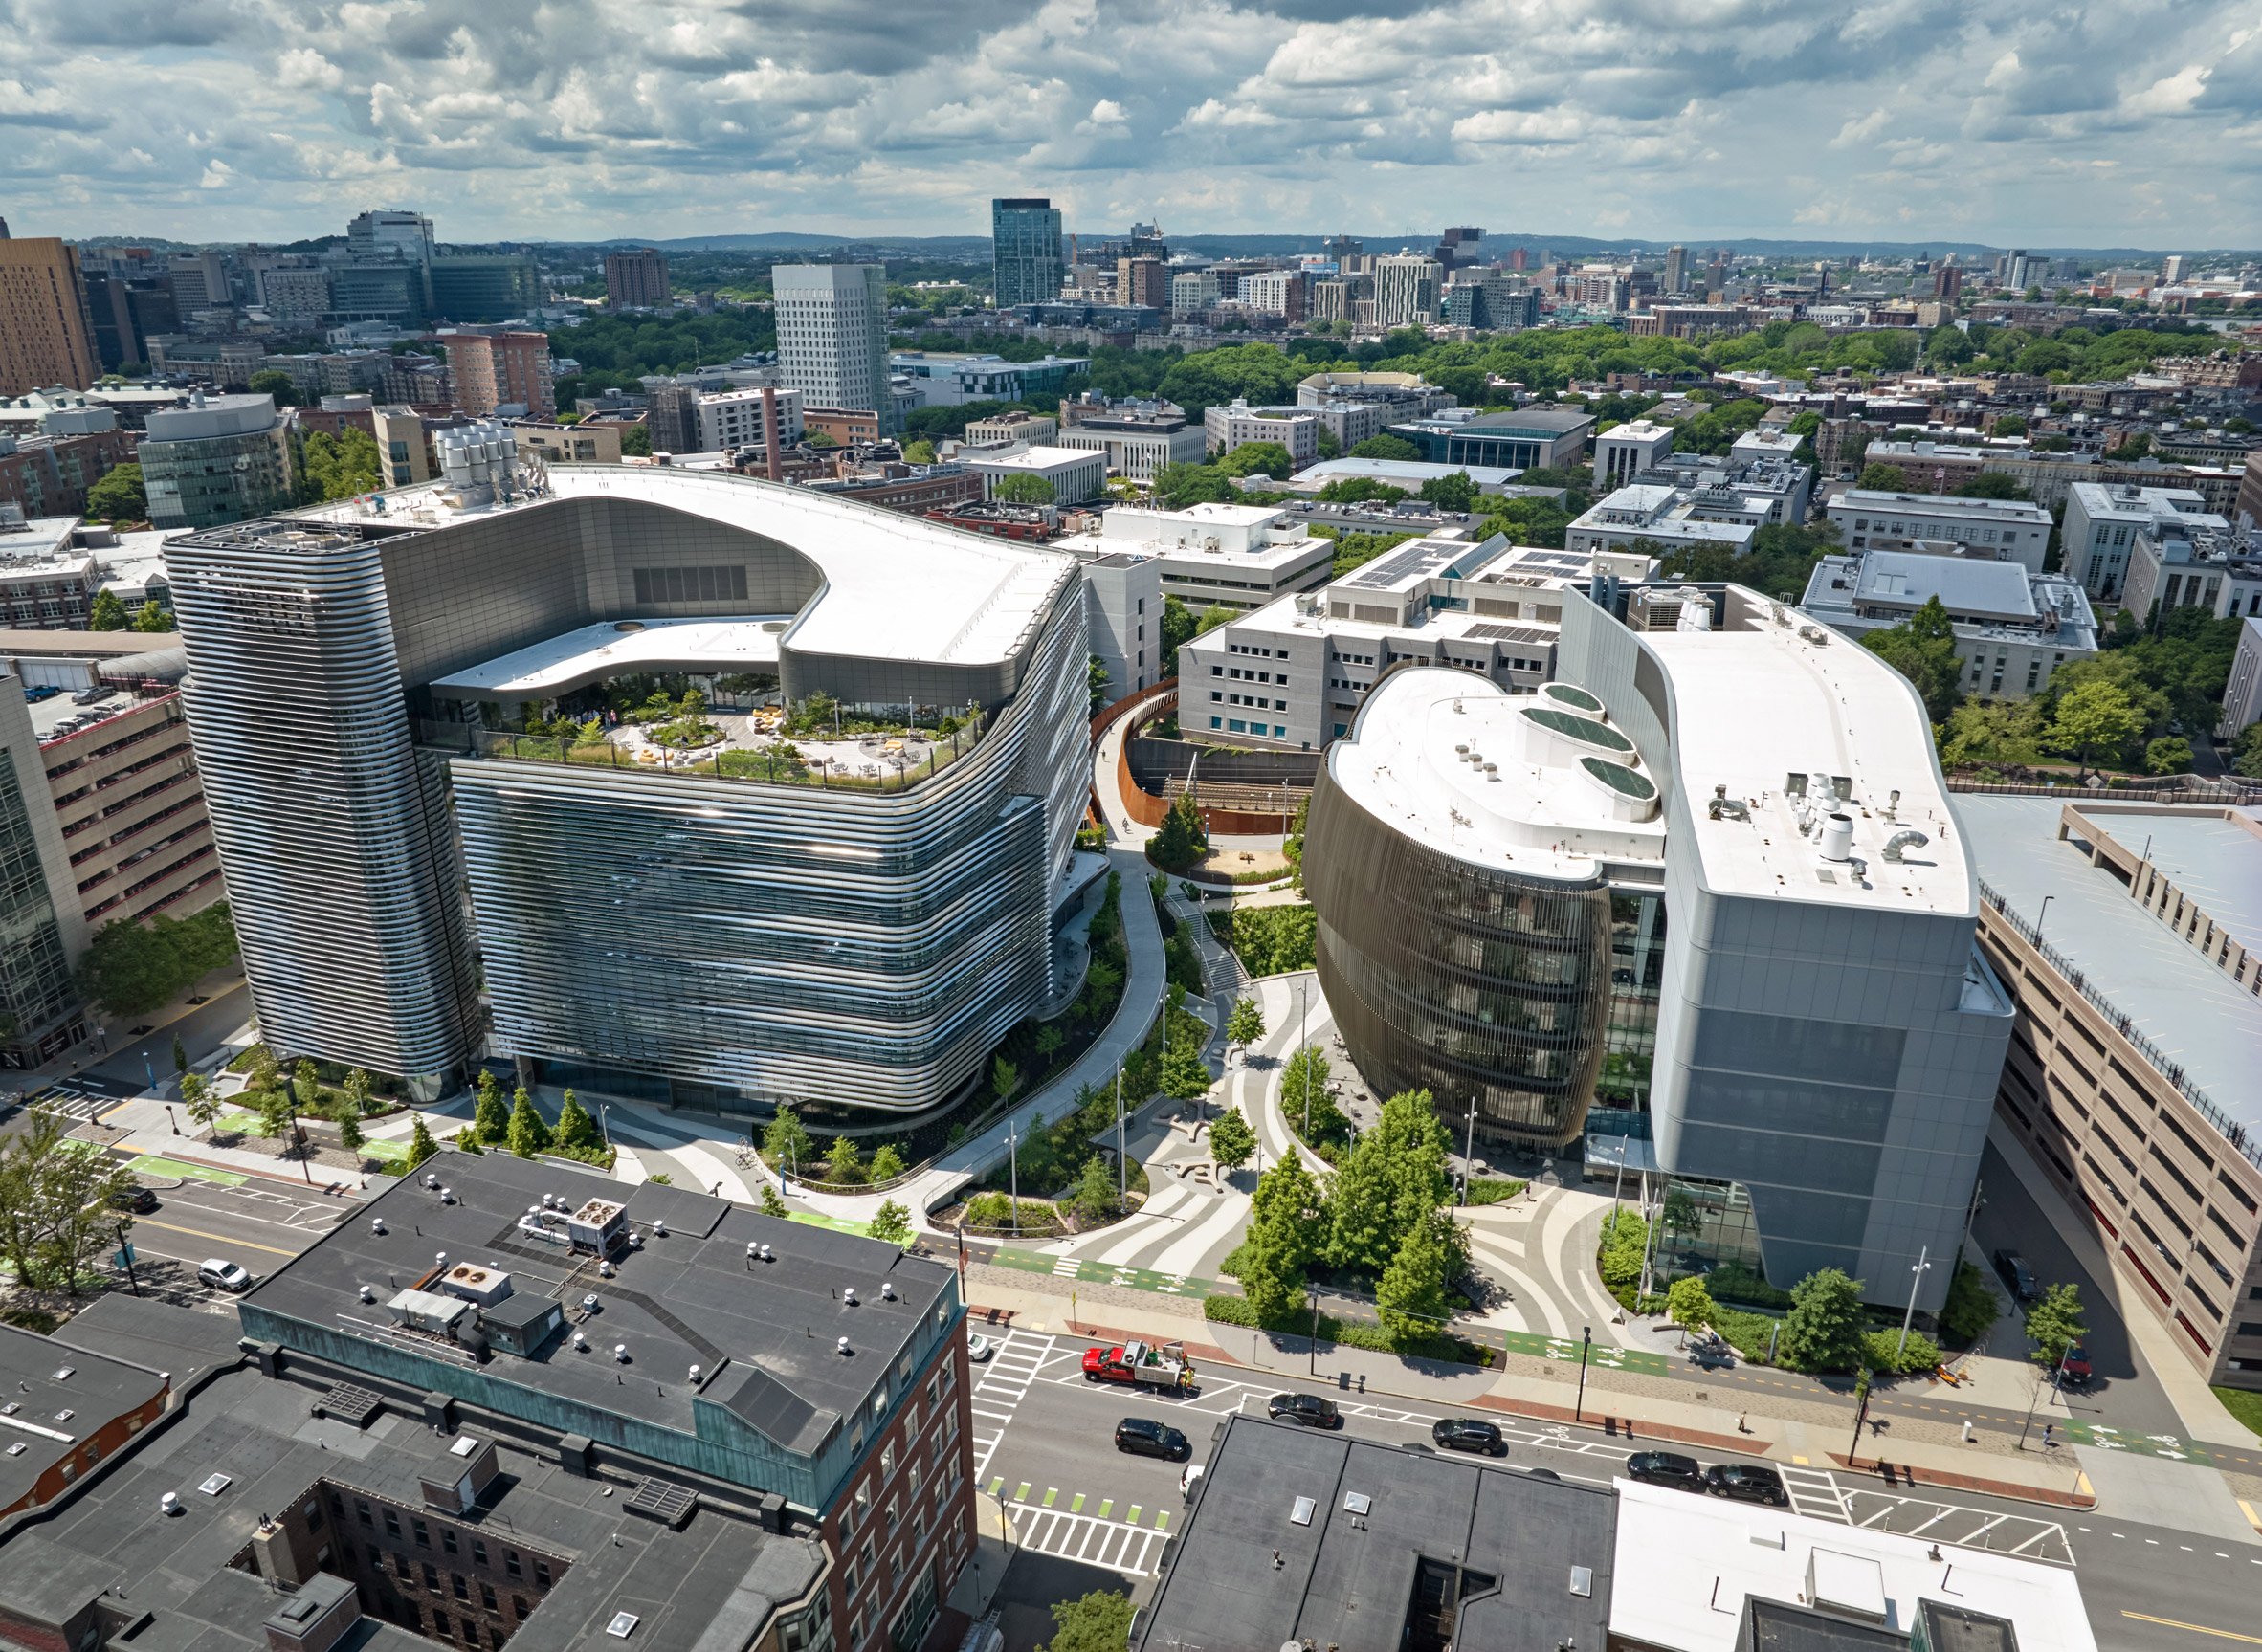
[
  {"x1": 1305, "y1": 672, "x2": 1668, "y2": 1151},
  {"x1": 166, "y1": 466, "x2": 1087, "y2": 1110}
]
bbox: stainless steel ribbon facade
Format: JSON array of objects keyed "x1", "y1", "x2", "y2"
[{"x1": 167, "y1": 477, "x2": 1087, "y2": 1111}]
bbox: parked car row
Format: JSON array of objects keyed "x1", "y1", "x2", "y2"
[{"x1": 1626, "y1": 1450, "x2": 1789, "y2": 1507}]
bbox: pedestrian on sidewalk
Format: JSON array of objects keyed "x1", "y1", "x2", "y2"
[
  {"x1": 1736, "y1": 1411, "x2": 1749, "y2": 1434},
  {"x1": 1961, "y1": 1420, "x2": 1974, "y2": 1443},
  {"x1": 2041, "y1": 1422, "x2": 2055, "y2": 1450}
]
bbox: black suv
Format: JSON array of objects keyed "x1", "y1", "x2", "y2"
[
  {"x1": 1115, "y1": 1418, "x2": 1192, "y2": 1461},
  {"x1": 1267, "y1": 1393, "x2": 1343, "y2": 1430},
  {"x1": 1992, "y1": 1248, "x2": 2039, "y2": 1302},
  {"x1": 1431, "y1": 1418, "x2": 1507, "y2": 1457},
  {"x1": 1625, "y1": 1451, "x2": 1707, "y2": 1493},
  {"x1": 1704, "y1": 1464, "x2": 1790, "y2": 1507}
]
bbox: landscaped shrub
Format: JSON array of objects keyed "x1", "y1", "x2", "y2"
[
  {"x1": 1862, "y1": 1328, "x2": 1944, "y2": 1376},
  {"x1": 1464, "y1": 1177, "x2": 1526, "y2": 1206},
  {"x1": 1209, "y1": 905, "x2": 1317, "y2": 976},
  {"x1": 1705, "y1": 1259, "x2": 1794, "y2": 1309},
  {"x1": 1939, "y1": 1259, "x2": 2000, "y2": 1346}
]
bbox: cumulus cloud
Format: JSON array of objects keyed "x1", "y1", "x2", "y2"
[{"x1": 0, "y1": 0, "x2": 2254, "y2": 244}]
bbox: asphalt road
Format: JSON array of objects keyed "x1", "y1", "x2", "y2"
[
  {"x1": 975, "y1": 1325, "x2": 2262, "y2": 1652},
  {"x1": 79, "y1": 980, "x2": 254, "y2": 1093},
  {"x1": 118, "y1": 1161, "x2": 353, "y2": 1279}
]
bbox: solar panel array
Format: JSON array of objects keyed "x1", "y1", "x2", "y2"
[{"x1": 1466, "y1": 623, "x2": 1556, "y2": 645}]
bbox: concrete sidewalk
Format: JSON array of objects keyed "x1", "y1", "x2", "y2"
[{"x1": 964, "y1": 1278, "x2": 2096, "y2": 1512}]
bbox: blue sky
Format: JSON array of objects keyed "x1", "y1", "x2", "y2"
[{"x1": 4, "y1": 0, "x2": 2257, "y2": 249}]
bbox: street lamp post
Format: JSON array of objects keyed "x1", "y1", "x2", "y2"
[
  {"x1": 1574, "y1": 1325, "x2": 1592, "y2": 1421},
  {"x1": 2034, "y1": 894, "x2": 2054, "y2": 944},
  {"x1": 1460, "y1": 1096, "x2": 1476, "y2": 1206},
  {"x1": 1308, "y1": 1285, "x2": 1320, "y2": 1376},
  {"x1": 286, "y1": 1102, "x2": 312, "y2": 1185},
  {"x1": 1896, "y1": 1245, "x2": 1932, "y2": 1361},
  {"x1": 1116, "y1": 1067, "x2": 1125, "y2": 1210},
  {"x1": 1009, "y1": 1118, "x2": 1020, "y2": 1234},
  {"x1": 1298, "y1": 977, "x2": 1311, "y2": 1138}
]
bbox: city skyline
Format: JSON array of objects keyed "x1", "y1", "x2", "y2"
[{"x1": 3, "y1": 0, "x2": 2258, "y2": 248}]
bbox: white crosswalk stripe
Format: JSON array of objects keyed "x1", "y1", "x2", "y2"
[
  {"x1": 968, "y1": 1330, "x2": 1055, "y2": 1479},
  {"x1": 1777, "y1": 1465, "x2": 1852, "y2": 1522},
  {"x1": 31, "y1": 1087, "x2": 115, "y2": 1125},
  {"x1": 1008, "y1": 1504, "x2": 1170, "y2": 1577}
]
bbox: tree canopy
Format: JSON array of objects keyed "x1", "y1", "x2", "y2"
[
  {"x1": 1860, "y1": 595, "x2": 1964, "y2": 725},
  {"x1": 83, "y1": 462, "x2": 146, "y2": 524},
  {"x1": 77, "y1": 904, "x2": 240, "y2": 1017}
]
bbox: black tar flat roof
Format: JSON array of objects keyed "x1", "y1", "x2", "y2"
[
  {"x1": 0, "y1": 1318, "x2": 825, "y2": 1652},
  {"x1": 1137, "y1": 1414, "x2": 1613, "y2": 1652},
  {"x1": 239, "y1": 1152, "x2": 954, "y2": 1454},
  {"x1": 0, "y1": 1320, "x2": 167, "y2": 1514}
]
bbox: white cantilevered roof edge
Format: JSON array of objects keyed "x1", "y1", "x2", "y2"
[{"x1": 543, "y1": 467, "x2": 1075, "y2": 667}]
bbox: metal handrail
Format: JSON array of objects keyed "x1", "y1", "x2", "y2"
[{"x1": 1977, "y1": 878, "x2": 2260, "y2": 1170}]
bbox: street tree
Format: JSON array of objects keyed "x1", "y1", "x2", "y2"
[
  {"x1": 1667, "y1": 1275, "x2": 1717, "y2": 1342},
  {"x1": 89, "y1": 590, "x2": 129, "y2": 630},
  {"x1": 868, "y1": 1200, "x2": 913, "y2": 1248},
  {"x1": 991, "y1": 473, "x2": 1056, "y2": 505},
  {"x1": 2047, "y1": 679, "x2": 2145, "y2": 778},
  {"x1": 1861, "y1": 596, "x2": 1963, "y2": 724},
  {"x1": 472, "y1": 1071, "x2": 510, "y2": 1144},
  {"x1": 1224, "y1": 997, "x2": 1265, "y2": 1061},
  {"x1": 554, "y1": 1090, "x2": 603, "y2": 1154},
  {"x1": 1208, "y1": 1109, "x2": 1255, "y2": 1172},
  {"x1": 406, "y1": 1114, "x2": 438, "y2": 1170},
  {"x1": 1074, "y1": 1155, "x2": 1116, "y2": 1222},
  {"x1": 870, "y1": 1143, "x2": 907, "y2": 1184},
  {"x1": 342, "y1": 1067, "x2": 373, "y2": 1115},
  {"x1": 1161, "y1": 1034, "x2": 1211, "y2": 1105},
  {"x1": 506, "y1": 1088, "x2": 552, "y2": 1157},
  {"x1": 764, "y1": 1106, "x2": 811, "y2": 1174},
  {"x1": 824, "y1": 1134, "x2": 865, "y2": 1185},
  {"x1": 2024, "y1": 1283, "x2": 2087, "y2": 1371},
  {"x1": 0, "y1": 1115, "x2": 138, "y2": 1296},
  {"x1": 991, "y1": 1054, "x2": 1021, "y2": 1102},
  {"x1": 760, "y1": 1182, "x2": 790, "y2": 1217},
  {"x1": 1376, "y1": 1208, "x2": 1458, "y2": 1344},
  {"x1": 337, "y1": 1110, "x2": 365, "y2": 1161},
  {"x1": 255, "y1": 1086, "x2": 294, "y2": 1141},
  {"x1": 1037, "y1": 1589, "x2": 1135, "y2": 1652},
  {"x1": 1239, "y1": 1156, "x2": 1324, "y2": 1322},
  {"x1": 1148, "y1": 793, "x2": 1209, "y2": 870},
  {"x1": 1781, "y1": 1267, "x2": 1868, "y2": 1372},
  {"x1": 179, "y1": 1071, "x2": 220, "y2": 1131}
]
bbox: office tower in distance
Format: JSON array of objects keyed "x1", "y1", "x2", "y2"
[
  {"x1": 0, "y1": 238, "x2": 100, "y2": 394},
  {"x1": 605, "y1": 246, "x2": 671, "y2": 309},
  {"x1": 1372, "y1": 253, "x2": 1443, "y2": 327},
  {"x1": 427, "y1": 254, "x2": 540, "y2": 322},
  {"x1": 1117, "y1": 255, "x2": 1167, "y2": 309},
  {"x1": 347, "y1": 207, "x2": 435, "y2": 267},
  {"x1": 1664, "y1": 244, "x2": 1689, "y2": 294},
  {"x1": 138, "y1": 393, "x2": 299, "y2": 530},
  {"x1": 774, "y1": 263, "x2": 893, "y2": 433},
  {"x1": 991, "y1": 196, "x2": 1065, "y2": 307}
]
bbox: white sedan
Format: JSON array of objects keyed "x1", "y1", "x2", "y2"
[{"x1": 966, "y1": 1333, "x2": 995, "y2": 1363}]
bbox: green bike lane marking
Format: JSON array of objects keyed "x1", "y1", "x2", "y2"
[
  {"x1": 1041, "y1": 1487, "x2": 1058, "y2": 1508},
  {"x1": 987, "y1": 1247, "x2": 1221, "y2": 1297},
  {"x1": 1070, "y1": 1493, "x2": 1085, "y2": 1512},
  {"x1": 2057, "y1": 1420, "x2": 2214, "y2": 1463},
  {"x1": 126, "y1": 1156, "x2": 248, "y2": 1187}
]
